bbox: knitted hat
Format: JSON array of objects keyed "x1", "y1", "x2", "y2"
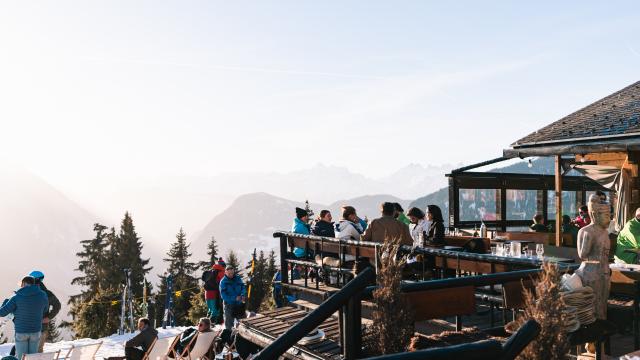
[
  {"x1": 217, "y1": 257, "x2": 226, "y2": 267},
  {"x1": 296, "y1": 207, "x2": 309, "y2": 218}
]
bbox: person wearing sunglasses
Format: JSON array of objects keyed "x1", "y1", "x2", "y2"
[{"x1": 173, "y1": 318, "x2": 213, "y2": 357}]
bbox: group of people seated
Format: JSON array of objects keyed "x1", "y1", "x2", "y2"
[
  {"x1": 529, "y1": 191, "x2": 609, "y2": 243},
  {"x1": 292, "y1": 201, "x2": 446, "y2": 250}
]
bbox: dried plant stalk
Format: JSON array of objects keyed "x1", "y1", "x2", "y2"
[
  {"x1": 516, "y1": 262, "x2": 570, "y2": 360},
  {"x1": 364, "y1": 238, "x2": 415, "y2": 355}
]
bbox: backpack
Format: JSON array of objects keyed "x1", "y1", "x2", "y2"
[{"x1": 202, "y1": 270, "x2": 219, "y2": 291}]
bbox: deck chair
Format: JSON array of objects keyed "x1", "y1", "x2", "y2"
[
  {"x1": 143, "y1": 335, "x2": 180, "y2": 360},
  {"x1": 22, "y1": 351, "x2": 59, "y2": 360},
  {"x1": 178, "y1": 331, "x2": 218, "y2": 360},
  {"x1": 60, "y1": 342, "x2": 102, "y2": 360}
]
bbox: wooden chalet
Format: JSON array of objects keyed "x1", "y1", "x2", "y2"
[{"x1": 240, "y1": 81, "x2": 640, "y2": 359}]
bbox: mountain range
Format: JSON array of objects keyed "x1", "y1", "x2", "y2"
[{"x1": 0, "y1": 163, "x2": 97, "y2": 313}]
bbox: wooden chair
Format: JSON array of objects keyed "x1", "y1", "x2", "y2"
[
  {"x1": 22, "y1": 351, "x2": 60, "y2": 360},
  {"x1": 60, "y1": 342, "x2": 102, "y2": 360},
  {"x1": 608, "y1": 269, "x2": 640, "y2": 350},
  {"x1": 143, "y1": 335, "x2": 180, "y2": 360},
  {"x1": 502, "y1": 280, "x2": 534, "y2": 325},
  {"x1": 178, "y1": 331, "x2": 218, "y2": 360}
]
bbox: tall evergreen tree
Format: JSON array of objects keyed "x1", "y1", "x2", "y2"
[
  {"x1": 69, "y1": 223, "x2": 121, "y2": 337},
  {"x1": 113, "y1": 212, "x2": 152, "y2": 297},
  {"x1": 226, "y1": 250, "x2": 242, "y2": 278},
  {"x1": 157, "y1": 228, "x2": 199, "y2": 326},
  {"x1": 198, "y1": 236, "x2": 219, "y2": 271},
  {"x1": 245, "y1": 250, "x2": 269, "y2": 312},
  {"x1": 267, "y1": 249, "x2": 277, "y2": 281}
]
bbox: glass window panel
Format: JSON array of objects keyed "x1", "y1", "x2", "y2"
[
  {"x1": 547, "y1": 191, "x2": 578, "y2": 221},
  {"x1": 506, "y1": 190, "x2": 537, "y2": 221},
  {"x1": 459, "y1": 189, "x2": 497, "y2": 222}
]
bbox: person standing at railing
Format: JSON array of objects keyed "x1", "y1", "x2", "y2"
[{"x1": 291, "y1": 207, "x2": 311, "y2": 258}]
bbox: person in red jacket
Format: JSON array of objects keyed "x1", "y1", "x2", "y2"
[
  {"x1": 575, "y1": 205, "x2": 591, "y2": 229},
  {"x1": 201, "y1": 258, "x2": 226, "y2": 324}
]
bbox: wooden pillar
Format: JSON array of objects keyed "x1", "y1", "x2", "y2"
[{"x1": 555, "y1": 155, "x2": 562, "y2": 247}]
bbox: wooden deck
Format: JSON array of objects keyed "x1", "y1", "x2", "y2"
[{"x1": 238, "y1": 307, "x2": 342, "y2": 360}]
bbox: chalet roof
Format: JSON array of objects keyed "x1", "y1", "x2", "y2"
[{"x1": 512, "y1": 80, "x2": 640, "y2": 149}]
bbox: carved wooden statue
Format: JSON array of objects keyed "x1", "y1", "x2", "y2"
[{"x1": 576, "y1": 194, "x2": 611, "y2": 320}]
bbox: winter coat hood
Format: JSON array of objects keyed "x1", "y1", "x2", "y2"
[{"x1": 292, "y1": 218, "x2": 311, "y2": 235}]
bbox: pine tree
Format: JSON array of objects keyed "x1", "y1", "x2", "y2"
[
  {"x1": 267, "y1": 249, "x2": 277, "y2": 281},
  {"x1": 304, "y1": 200, "x2": 314, "y2": 219},
  {"x1": 188, "y1": 288, "x2": 208, "y2": 324},
  {"x1": 259, "y1": 250, "x2": 278, "y2": 312},
  {"x1": 112, "y1": 212, "x2": 152, "y2": 297},
  {"x1": 72, "y1": 287, "x2": 122, "y2": 339},
  {"x1": 246, "y1": 250, "x2": 269, "y2": 312},
  {"x1": 157, "y1": 228, "x2": 199, "y2": 326},
  {"x1": 198, "y1": 236, "x2": 219, "y2": 271},
  {"x1": 47, "y1": 319, "x2": 62, "y2": 343},
  {"x1": 226, "y1": 251, "x2": 242, "y2": 278},
  {"x1": 69, "y1": 224, "x2": 122, "y2": 337}
]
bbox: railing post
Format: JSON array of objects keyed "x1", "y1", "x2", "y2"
[
  {"x1": 280, "y1": 235, "x2": 289, "y2": 284},
  {"x1": 343, "y1": 292, "x2": 362, "y2": 359}
]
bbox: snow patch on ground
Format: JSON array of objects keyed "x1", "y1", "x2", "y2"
[{"x1": 0, "y1": 327, "x2": 191, "y2": 359}]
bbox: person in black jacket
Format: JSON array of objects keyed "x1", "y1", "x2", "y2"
[
  {"x1": 125, "y1": 318, "x2": 158, "y2": 360},
  {"x1": 311, "y1": 210, "x2": 335, "y2": 238},
  {"x1": 426, "y1": 205, "x2": 445, "y2": 245},
  {"x1": 28, "y1": 271, "x2": 61, "y2": 352}
]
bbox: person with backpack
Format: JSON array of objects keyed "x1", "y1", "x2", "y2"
[
  {"x1": 201, "y1": 258, "x2": 226, "y2": 324},
  {"x1": 28, "y1": 271, "x2": 61, "y2": 352},
  {"x1": 0, "y1": 276, "x2": 48, "y2": 360}
]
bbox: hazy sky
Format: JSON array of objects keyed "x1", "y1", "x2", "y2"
[{"x1": 2, "y1": 1, "x2": 640, "y2": 189}]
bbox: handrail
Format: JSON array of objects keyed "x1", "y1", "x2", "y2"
[
  {"x1": 361, "y1": 320, "x2": 541, "y2": 360},
  {"x1": 273, "y1": 231, "x2": 380, "y2": 247},
  {"x1": 362, "y1": 267, "x2": 576, "y2": 298},
  {"x1": 253, "y1": 267, "x2": 376, "y2": 360}
]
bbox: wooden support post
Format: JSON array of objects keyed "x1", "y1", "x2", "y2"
[{"x1": 555, "y1": 155, "x2": 562, "y2": 247}]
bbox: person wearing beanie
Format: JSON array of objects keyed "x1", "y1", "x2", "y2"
[
  {"x1": 291, "y1": 207, "x2": 311, "y2": 257},
  {"x1": 200, "y1": 258, "x2": 226, "y2": 324}
]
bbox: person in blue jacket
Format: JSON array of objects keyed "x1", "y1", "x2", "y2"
[
  {"x1": 291, "y1": 207, "x2": 311, "y2": 258},
  {"x1": 0, "y1": 276, "x2": 48, "y2": 360},
  {"x1": 219, "y1": 265, "x2": 247, "y2": 331}
]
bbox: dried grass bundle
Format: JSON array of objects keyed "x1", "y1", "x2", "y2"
[
  {"x1": 515, "y1": 262, "x2": 570, "y2": 360},
  {"x1": 363, "y1": 238, "x2": 415, "y2": 355}
]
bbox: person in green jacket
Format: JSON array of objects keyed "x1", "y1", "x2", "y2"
[
  {"x1": 615, "y1": 208, "x2": 640, "y2": 264},
  {"x1": 393, "y1": 203, "x2": 411, "y2": 225}
]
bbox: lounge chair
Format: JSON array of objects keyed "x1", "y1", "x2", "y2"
[
  {"x1": 60, "y1": 342, "x2": 102, "y2": 360},
  {"x1": 143, "y1": 335, "x2": 180, "y2": 360},
  {"x1": 178, "y1": 331, "x2": 218, "y2": 360},
  {"x1": 22, "y1": 351, "x2": 60, "y2": 360}
]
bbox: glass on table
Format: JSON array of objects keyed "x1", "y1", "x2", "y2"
[
  {"x1": 536, "y1": 243, "x2": 544, "y2": 258},
  {"x1": 504, "y1": 244, "x2": 511, "y2": 257},
  {"x1": 490, "y1": 245, "x2": 497, "y2": 255},
  {"x1": 496, "y1": 243, "x2": 504, "y2": 256},
  {"x1": 526, "y1": 249, "x2": 533, "y2": 257}
]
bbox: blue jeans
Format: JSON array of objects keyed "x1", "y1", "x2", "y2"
[{"x1": 15, "y1": 332, "x2": 41, "y2": 360}]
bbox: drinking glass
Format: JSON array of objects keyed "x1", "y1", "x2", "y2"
[
  {"x1": 496, "y1": 243, "x2": 504, "y2": 256},
  {"x1": 512, "y1": 242, "x2": 521, "y2": 257},
  {"x1": 490, "y1": 246, "x2": 497, "y2": 255},
  {"x1": 526, "y1": 249, "x2": 533, "y2": 257},
  {"x1": 504, "y1": 244, "x2": 511, "y2": 257},
  {"x1": 536, "y1": 244, "x2": 544, "y2": 258}
]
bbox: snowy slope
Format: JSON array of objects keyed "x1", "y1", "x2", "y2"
[{"x1": 0, "y1": 327, "x2": 194, "y2": 359}]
